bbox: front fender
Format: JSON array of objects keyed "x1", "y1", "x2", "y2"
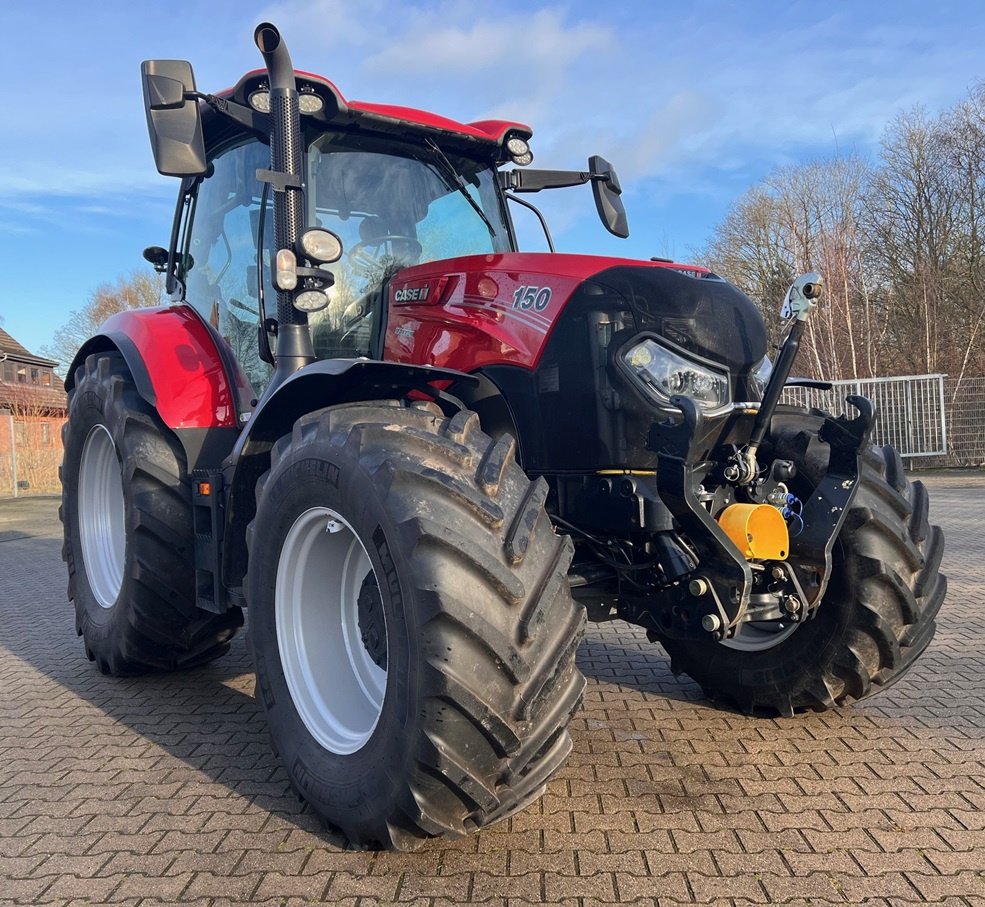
[{"x1": 66, "y1": 306, "x2": 245, "y2": 430}]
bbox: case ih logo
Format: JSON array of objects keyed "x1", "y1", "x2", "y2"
[{"x1": 394, "y1": 285, "x2": 430, "y2": 303}]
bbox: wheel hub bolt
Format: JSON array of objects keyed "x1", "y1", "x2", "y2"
[{"x1": 784, "y1": 595, "x2": 803, "y2": 614}]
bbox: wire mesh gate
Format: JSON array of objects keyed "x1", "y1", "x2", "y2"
[{"x1": 780, "y1": 374, "x2": 947, "y2": 458}]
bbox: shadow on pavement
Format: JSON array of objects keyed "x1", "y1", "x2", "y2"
[{"x1": 0, "y1": 507, "x2": 349, "y2": 847}]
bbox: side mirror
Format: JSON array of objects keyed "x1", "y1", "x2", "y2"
[
  {"x1": 589, "y1": 155, "x2": 629, "y2": 238},
  {"x1": 144, "y1": 75, "x2": 186, "y2": 110},
  {"x1": 140, "y1": 60, "x2": 207, "y2": 177}
]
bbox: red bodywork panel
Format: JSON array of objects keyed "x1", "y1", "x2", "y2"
[
  {"x1": 223, "y1": 70, "x2": 531, "y2": 146},
  {"x1": 347, "y1": 102, "x2": 528, "y2": 144},
  {"x1": 100, "y1": 307, "x2": 238, "y2": 429},
  {"x1": 383, "y1": 253, "x2": 708, "y2": 372}
]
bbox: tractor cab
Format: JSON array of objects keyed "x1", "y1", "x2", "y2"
[
  {"x1": 145, "y1": 65, "x2": 531, "y2": 396},
  {"x1": 174, "y1": 128, "x2": 512, "y2": 393}
]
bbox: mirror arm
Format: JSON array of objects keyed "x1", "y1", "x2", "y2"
[
  {"x1": 500, "y1": 169, "x2": 594, "y2": 193},
  {"x1": 188, "y1": 92, "x2": 272, "y2": 140}
]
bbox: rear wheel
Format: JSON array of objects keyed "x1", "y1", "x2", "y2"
[
  {"x1": 61, "y1": 352, "x2": 243, "y2": 674},
  {"x1": 247, "y1": 401, "x2": 585, "y2": 850},
  {"x1": 659, "y1": 413, "x2": 946, "y2": 716}
]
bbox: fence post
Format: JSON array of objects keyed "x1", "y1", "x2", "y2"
[
  {"x1": 938, "y1": 375, "x2": 948, "y2": 456},
  {"x1": 903, "y1": 380, "x2": 913, "y2": 455}
]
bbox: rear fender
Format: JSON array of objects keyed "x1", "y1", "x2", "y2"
[
  {"x1": 222, "y1": 359, "x2": 477, "y2": 592},
  {"x1": 66, "y1": 307, "x2": 251, "y2": 472}
]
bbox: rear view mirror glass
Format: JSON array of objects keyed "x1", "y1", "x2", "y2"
[
  {"x1": 144, "y1": 74, "x2": 186, "y2": 110},
  {"x1": 141, "y1": 60, "x2": 207, "y2": 177},
  {"x1": 589, "y1": 155, "x2": 629, "y2": 238}
]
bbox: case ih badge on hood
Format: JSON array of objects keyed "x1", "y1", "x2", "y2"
[
  {"x1": 393, "y1": 284, "x2": 430, "y2": 303},
  {"x1": 58, "y1": 21, "x2": 946, "y2": 851}
]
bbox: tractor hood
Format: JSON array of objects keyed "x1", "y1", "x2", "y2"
[
  {"x1": 584, "y1": 263, "x2": 768, "y2": 375},
  {"x1": 386, "y1": 252, "x2": 767, "y2": 376}
]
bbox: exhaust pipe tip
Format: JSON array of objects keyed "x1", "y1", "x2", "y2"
[
  {"x1": 254, "y1": 22, "x2": 281, "y2": 54},
  {"x1": 253, "y1": 22, "x2": 295, "y2": 92}
]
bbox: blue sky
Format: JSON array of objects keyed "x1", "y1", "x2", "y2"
[{"x1": 2, "y1": 0, "x2": 984, "y2": 360}]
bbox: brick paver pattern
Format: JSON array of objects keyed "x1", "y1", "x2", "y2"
[{"x1": 1, "y1": 474, "x2": 983, "y2": 907}]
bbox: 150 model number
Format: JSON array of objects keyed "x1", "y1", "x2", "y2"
[{"x1": 512, "y1": 285, "x2": 552, "y2": 311}]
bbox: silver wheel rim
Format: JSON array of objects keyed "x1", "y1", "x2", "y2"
[
  {"x1": 78, "y1": 424, "x2": 126, "y2": 609},
  {"x1": 276, "y1": 507, "x2": 387, "y2": 755},
  {"x1": 720, "y1": 619, "x2": 799, "y2": 651}
]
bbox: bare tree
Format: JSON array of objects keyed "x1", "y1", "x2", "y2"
[
  {"x1": 42, "y1": 270, "x2": 165, "y2": 375},
  {"x1": 703, "y1": 156, "x2": 878, "y2": 380},
  {"x1": 861, "y1": 110, "x2": 959, "y2": 375},
  {"x1": 700, "y1": 79, "x2": 985, "y2": 383},
  {"x1": 942, "y1": 84, "x2": 985, "y2": 389}
]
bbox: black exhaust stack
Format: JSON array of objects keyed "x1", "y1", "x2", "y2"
[{"x1": 254, "y1": 23, "x2": 314, "y2": 383}]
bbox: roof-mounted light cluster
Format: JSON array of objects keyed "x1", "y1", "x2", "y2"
[
  {"x1": 248, "y1": 84, "x2": 325, "y2": 116},
  {"x1": 248, "y1": 86, "x2": 271, "y2": 113},
  {"x1": 506, "y1": 136, "x2": 533, "y2": 166},
  {"x1": 299, "y1": 88, "x2": 325, "y2": 115}
]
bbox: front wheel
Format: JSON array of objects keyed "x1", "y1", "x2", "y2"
[
  {"x1": 247, "y1": 401, "x2": 586, "y2": 850},
  {"x1": 659, "y1": 413, "x2": 946, "y2": 716}
]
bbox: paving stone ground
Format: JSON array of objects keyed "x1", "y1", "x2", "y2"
[{"x1": 1, "y1": 473, "x2": 983, "y2": 907}]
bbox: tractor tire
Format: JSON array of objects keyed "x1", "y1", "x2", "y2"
[
  {"x1": 61, "y1": 352, "x2": 243, "y2": 675},
  {"x1": 247, "y1": 400, "x2": 585, "y2": 850},
  {"x1": 659, "y1": 411, "x2": 946, "y2": 717}
]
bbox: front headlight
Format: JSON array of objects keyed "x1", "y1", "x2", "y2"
[{"x1": 620, "y1": 337, "x2": 730, "y2": 412}]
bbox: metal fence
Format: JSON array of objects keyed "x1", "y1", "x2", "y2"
[
  {"x1": 782, "y1": 374, "x2": 985, "y2": 468},
  {"x1": 781, "y1": 374, "x2": 948, "y2": 458},
  {"x1": 930, "y1": 376, "x2": 985, "y2": 468}
]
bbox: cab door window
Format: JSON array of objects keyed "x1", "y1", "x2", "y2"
[{"x1": 182, "y1": 140, "x2": 273, "y2": 394}]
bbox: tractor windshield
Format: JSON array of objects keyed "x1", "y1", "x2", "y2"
[
  {"x1": 304, "y1": 133, "x2": 511, "y2": 359},
  {"x1": 181, "y1": 133, "x2": 511, "y2": 393}
]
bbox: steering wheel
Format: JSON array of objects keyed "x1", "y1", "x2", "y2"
[{"x1": 347, "y1": 235, "x2": 423, "y2": 277}]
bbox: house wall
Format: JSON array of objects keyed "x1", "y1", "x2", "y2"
[{"x1": 0, "y1": 411, "x2": 66, "y2": 496}]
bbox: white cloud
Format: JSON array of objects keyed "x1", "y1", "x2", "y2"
[
  {"x1": 1, "y1": 0, "x2": 984, "y2": 245},
  {"x1": 363, "y1": 8, "x2": 609, "y2": 76}
]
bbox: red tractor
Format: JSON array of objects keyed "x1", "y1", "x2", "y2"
[{"x1": 61, "y1": 24, "x2": 945, "y2": 850}]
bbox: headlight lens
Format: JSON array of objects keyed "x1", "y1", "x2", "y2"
[
  {"x1": 621, "y1": 338, "x2": 730, "y2": 411},
  {"x1": 752, "y1": 355, "x2": 773, "y2": 398}
]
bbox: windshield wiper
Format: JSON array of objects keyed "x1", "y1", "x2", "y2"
[{"x1": 424, "y1": 138, "x2": 496, "y2": 239}]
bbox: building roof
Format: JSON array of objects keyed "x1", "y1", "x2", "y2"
[
  {"x1": 0, "y1": 326, "x2": 65, "y2": 414},
  {"x1": 0, "y1": 327, "x2": 58, "y2": 368},
  {"x1": 0, "y1": 383, "x2": 67, "y2": 414}
]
